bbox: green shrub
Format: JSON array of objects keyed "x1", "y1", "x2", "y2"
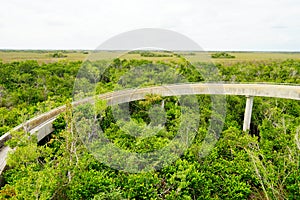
[
  {"x1": 211, "y1": 52, "x2": 235, "y2": 58},
  {"x1": 51, "y1": 52, "x2": 67, "y2": 58}
]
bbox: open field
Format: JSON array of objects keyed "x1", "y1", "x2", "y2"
[
  {"x1": 0, "y1": 50, "x2": 88, "y2": 63},
  {"x1": 185, "y1": 51, "x2": 300, "y2": 65},
  {"x1": 1, "y1": 50, "x2": 300, "y2": 64}
]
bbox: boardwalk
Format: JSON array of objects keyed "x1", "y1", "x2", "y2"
[{"x1": 0, "y1": 83, "x2": 299, "y2": 176}]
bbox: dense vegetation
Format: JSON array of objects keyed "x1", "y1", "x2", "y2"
[
  {"x1": 0, "y1": 57, "x2": 299, "y2": 199},
  {"x1": 0, "y1": 60, "x2": 81, "y2": 135}
]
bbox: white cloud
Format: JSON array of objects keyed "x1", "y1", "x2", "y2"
[{"x1": 0, "y1": 0, "x2": 299, "y2": 51}]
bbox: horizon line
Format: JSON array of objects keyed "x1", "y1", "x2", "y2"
[{"x1": 1, "y1": 49, "x2": 300, "y2": 53}]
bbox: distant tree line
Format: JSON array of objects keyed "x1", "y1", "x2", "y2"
[{"x1": 211, "y1": 52, "x2": 236, "y2": 58}]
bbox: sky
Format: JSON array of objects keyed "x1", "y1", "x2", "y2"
[{"x1": 1, "y1": 0, "x2": 300, "y2": 51}]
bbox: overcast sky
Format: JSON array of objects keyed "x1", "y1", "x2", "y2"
[{"x1": 1, "y1": 0, "x2": 300, "y2": 51}]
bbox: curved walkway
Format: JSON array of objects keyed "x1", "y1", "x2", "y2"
[{"x1": 0, "y1": 83, "x2": 299, "y2": 175}]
